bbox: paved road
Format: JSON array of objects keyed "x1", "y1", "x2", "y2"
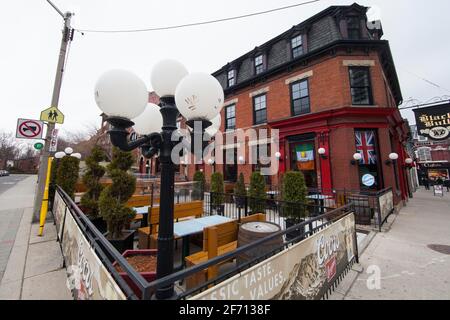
[
  {"x1": 0, "y1": 175, "x2": 36, "y2": 283},
  {"x1": 0, "y1": 174, "x2": 30, "y2": 195},
  {"x1": 344, "y1": 188, "x2": 450, "y2": 299}
]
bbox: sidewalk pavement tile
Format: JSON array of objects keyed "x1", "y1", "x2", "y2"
[
  {"x1": 24, "y1": 238, "x2": 63, "y2": 279},
  {"x1": 22, "y1": 269, "x2": 72, "y2": 300},
  {"x1": 29, "y1": 222, "x2": 57, "y2": 244},
  {"x1": 0, "y1": 279, "x2": 21, "y2": 300}
]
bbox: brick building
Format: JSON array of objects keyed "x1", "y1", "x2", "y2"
[{"x1": 135, "y1": 3, "x2": 412, "y2": 204}]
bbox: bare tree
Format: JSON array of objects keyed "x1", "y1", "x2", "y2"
[{"x1": 0, "y1": 132, "x2": 20, "y2": 169}]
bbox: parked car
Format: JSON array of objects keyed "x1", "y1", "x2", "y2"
[{"x1": 0, "y1": 170, "x2": 10, "y2": 176}]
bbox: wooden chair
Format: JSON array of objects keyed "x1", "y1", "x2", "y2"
[{"x1": 184, "y1": 213, "x2": 266, "y2": 289}]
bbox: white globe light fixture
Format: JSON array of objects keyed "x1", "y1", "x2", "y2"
[
  {"x1": 389, "y1": 152, "x2": 399, "y2": 160},
  {"x1": 64, "y1": 147, "x2": 73, "y2": 155},
  {"x1": 94, "y1": 69, "x2": 148, "y2": 119},
  {"x1": 405, "y1": 158, "x2": 413, "y2": 164},
  {"x1": 132, "y1": 103, "x2": 164, "y2": 135},
  {"x1": 54, "y1": 151, "x2": 65, "y2": 159},
  {"x1": 175, "y1": 72, "x2": 224, "y2": 122},
  {"x1": 208, "y1": 158, "x2": 215, "y2": 165},
  {"x1": 150, "y1": 59, "x2": 188, "y2": 97},
  {"x1": 353, "y1": 153, "x2": 362, "y2": 161},
  {"x1": 275, "y1": 152, "x2": 281, "y2": 159},
  {"x1": 318, "y1": 147, "x2": 326, "y2": 155},
  {"x1": 71, "y1": 153, "x2": 82, "y2": 159},
  {"x1": 238, "y1": 155, "x2": 245, "y2": 164}
]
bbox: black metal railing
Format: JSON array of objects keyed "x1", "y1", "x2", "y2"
[
  {"x1": 305, "y1": 187, "x2": 394, "y2": 230},
  {"x1": 202, "y1": 192, "x2": 334, "y2": 228}
]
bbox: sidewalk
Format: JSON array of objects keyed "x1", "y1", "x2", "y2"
[
  {"x1": 0, "y1": 176, "x2": 71, "y2": 300},
  {"x1": 333, "y1": 188, "x2": 450, "y2": 300}
]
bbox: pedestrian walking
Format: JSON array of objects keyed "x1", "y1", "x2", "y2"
[
  {"x1": 422, "y1": 177, "x2": 430, "y2": 190},
  {"x1": 443, "y1": 178, "x2": 450, "y2": 192}
]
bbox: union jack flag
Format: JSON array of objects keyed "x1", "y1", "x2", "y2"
[{"x1": 355, "y1": 131, "x2": 377, "y2": 165}]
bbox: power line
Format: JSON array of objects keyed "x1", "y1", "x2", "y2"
[
  {"x1": 399, "y1": 67, "x2": 450, "y2": 94},
  {"x1": 75, "y1": 0, "x2": 320, "y2": 34},
  {"x1": 399, "y1": 99, "x2": 450, "y2": 110}
]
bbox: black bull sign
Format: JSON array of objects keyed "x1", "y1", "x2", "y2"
[{"x1": 413, "y1": 103, "x2": 450, "y2": 140}]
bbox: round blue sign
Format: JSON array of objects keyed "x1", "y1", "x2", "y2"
[{"x1": 362, "y1": 174, "x2": 375, "y2": 187}]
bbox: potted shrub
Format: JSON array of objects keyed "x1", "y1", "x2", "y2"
[
  {"x1": 248, "y1": 171, "x2": 266, "y2": 214},
  {"x1": 280, "y1": 171, "x2": 308, "y2": 241},
  {"x1": 113, "y1": 249, "x2": 157, "y2": 299},
  {"x1": 192, "y1": 170, "x2": 205, "y2": 201},
  {"x1": 234, "y1": 173, "x2": 247, "y2": 209},
  {"x1": 80, "y1": 145, "x2": 107, "y2": 233},
  {"x1": 56, "y1": 154, "x2": 79, "y2": 199},
  {"x1": 210, "y1": 172, "x2": 225, "y2": 215},
  {"x1": 99, "y1": 147, "x2": 137, "y2": 253}
]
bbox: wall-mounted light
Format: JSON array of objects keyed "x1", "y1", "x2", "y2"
[
  {"x1": 318, "y1": 147, "x2": 327, "y2": 159},
  {"x1": 350, "y1": 152, "x2": 362, "y2": 165},
  {"x1": 207, "y1": 158, "x2": 214, "y2": 165},
  {"x1": 385, "y1": 152, "x2": 399, "y2": 165},
  {"x1": 238, "y1": 155, "x2": 245, "y2": 164},
  {"x1": 275, "y1": 151, "x2": 281, "y2": 160},
  {"x1": 403, "y1": 157, "x2": 413, "y2": 168}
]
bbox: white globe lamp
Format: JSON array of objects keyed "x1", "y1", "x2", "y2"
[
  {"x1": 132, "y1": 103, "x2": 163, "y2": 135},
  {"x1": 55, "y1": 151, "x2": 65, "y2": 159},
  {"x1": 389, "y1": 152, "x2": 399, "y2": 160},
  {"x1": 175, "y1": 72, "x2": 224, "y2": 121},
  {"x1": 94, "y1": 69, "x2": 148, "y2": 119},
  {"x1": 150, "y1": 59, "x2": 188, "y2": 98},
  {"x1": 353, "y1": 153, "x2": 362, "y2": 161},
  {"x1": 64, "y1": 147, "x2": 73, "y2": 155}
]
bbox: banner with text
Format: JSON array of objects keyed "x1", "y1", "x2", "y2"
[
  {"x1": 191, "y1": 213, "x2": 356, "y2": 300},
  {"x1": 54, "y1": 190, "x2": 126, "y2": 300}
]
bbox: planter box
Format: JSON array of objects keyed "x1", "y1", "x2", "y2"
[
  {"x1": 90, "y1": 217, "x2": 107, "y2": 234},
  {"x1": 107, "y1": 230, "x2": 135, "y2": 254},
  {"x1": 113, "y1": 249, "x2": 157, "y2": 299}
]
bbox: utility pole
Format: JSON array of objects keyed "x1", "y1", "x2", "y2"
[{"x1": 33, "y1": 2, "x2": 74, "y2": 222}]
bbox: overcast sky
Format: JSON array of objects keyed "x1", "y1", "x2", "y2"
[{"x1": 1, "y1": 0, "x2": 450, "y2": 144}]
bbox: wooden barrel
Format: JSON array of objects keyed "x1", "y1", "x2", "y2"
[{"x1": 237, "y1": 221, "x2": 283, "y2": 266}]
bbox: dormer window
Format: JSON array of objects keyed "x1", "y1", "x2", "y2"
[
  {"x1": 254, "y1": 54, "x2": 264, "y2": 74},
  {"x1": 227, "y1": 69, "x2": 236, "y2": 87},
  {"x1": 347, "y1": 16, "x2": 361, "y2": 39},
  {"x1": 291, "y1": 34, "x2": 304, "y2": 59}
]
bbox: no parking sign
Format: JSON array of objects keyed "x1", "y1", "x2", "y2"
[{"x1": 16, "y1": 118, "x2": 44, "y2": 139}]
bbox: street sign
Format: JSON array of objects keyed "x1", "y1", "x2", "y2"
[
  {"x1": 16, "y1": 118, "x2": 44, "y2": 139},
  {"x1": 34, "y1": 142, "x2": 44, "y2": 150},
  {"x1": 49, "y1": 129, "x2": 59, "y2": 152},
  {"x1": 40, "y1": 106, "x2": 65, "y2": 124}
]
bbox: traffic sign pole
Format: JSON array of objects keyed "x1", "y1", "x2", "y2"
[{"x1": 33, "y1": 11, "x2": 73, "y2": 223}]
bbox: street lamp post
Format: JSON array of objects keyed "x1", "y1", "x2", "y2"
[{"x1": 94, "y1": 60, "x2": 224, "y2": 299}]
